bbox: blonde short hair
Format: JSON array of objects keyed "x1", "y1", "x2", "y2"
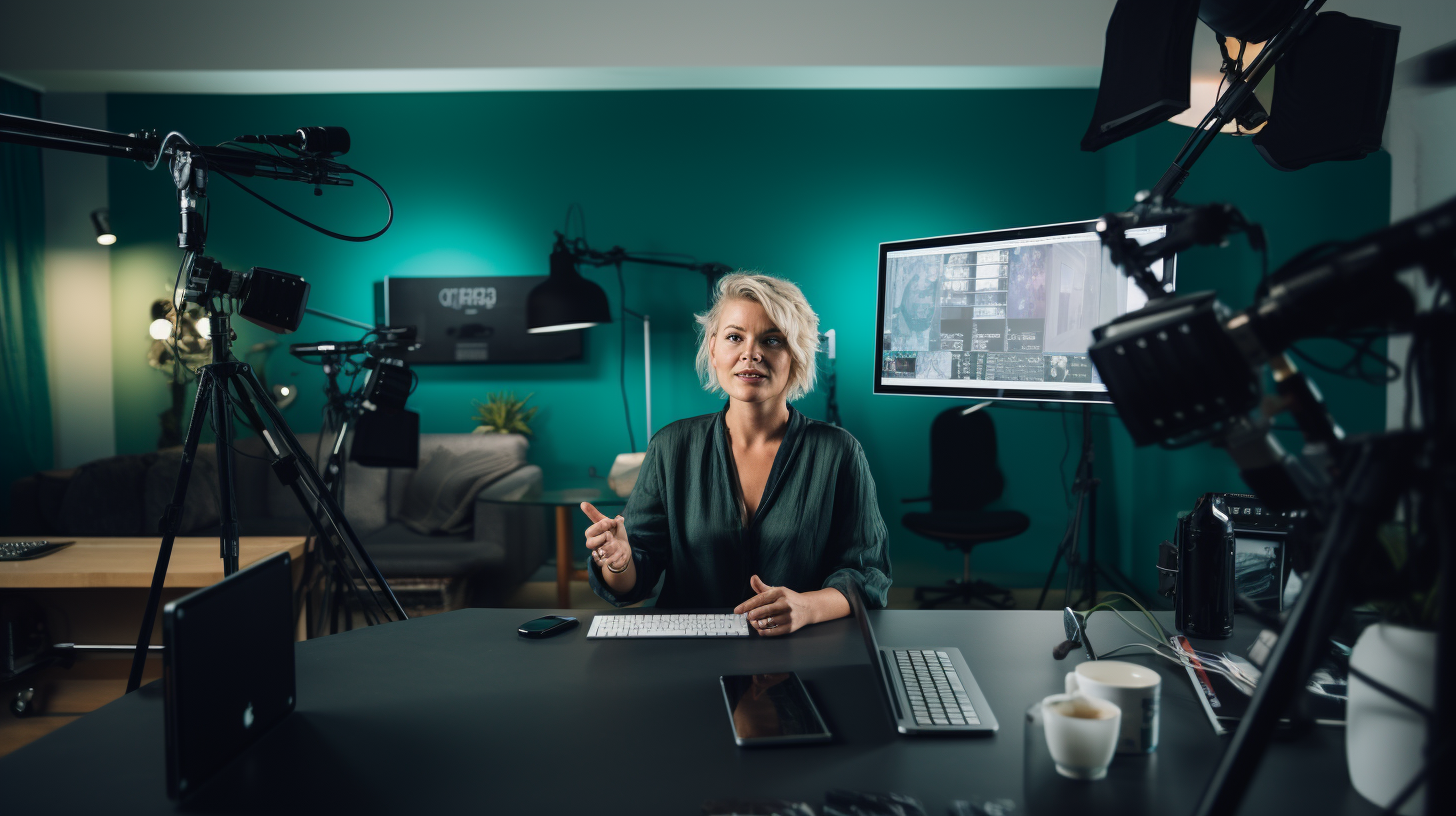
[{"x1": 695, "y1": 273, "x2": 820, "y2": 402}]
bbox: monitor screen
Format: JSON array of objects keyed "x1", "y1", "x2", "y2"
[
  {"x1": 383, "y1": 275, "x2": 583, "y2": 365},
  {"x1": 874, "y1": 220, "x2": 1172, "y2": 404}
]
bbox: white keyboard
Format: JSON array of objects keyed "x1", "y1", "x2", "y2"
[{"x1": 587, "y1": 613, "x2": 751, "y2": 638}]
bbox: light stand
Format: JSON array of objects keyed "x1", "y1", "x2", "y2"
[
  {"x1": 1146, "y1": 0, "x2": 1328, "y2": 200},
  {"x1": 621, "y1": 305, "x2": 654, "y2": 441},
  {"x1": 1035, "y1": 403, "x2": 1102, "y2": 610},
  {"x1": 819, "y1": 329, "x2": 840, "y2": 427},
  {"x1": 288, "y1": 311, "x2": 418, "y2": 637}
]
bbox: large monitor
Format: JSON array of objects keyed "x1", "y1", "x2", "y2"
[{"x1": 874, "y1": 220, "x2": 1173, "y2": 404}]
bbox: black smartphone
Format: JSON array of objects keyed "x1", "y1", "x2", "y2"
[
  {"x1": 720, "y1": 672, "x2": 832, "y2": 747},
  {"x1": 517, "y1": 615, "x2": 579, "y2": 638}
]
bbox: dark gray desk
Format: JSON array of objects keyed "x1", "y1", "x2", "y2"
[{"x1": 0, "y1": 609, "x2": 1370, "y2": 815}]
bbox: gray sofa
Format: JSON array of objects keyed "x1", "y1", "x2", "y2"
[
  {"x1": 9, "y1": 432, "x2": 549, "y2": 607},
  {"x1": 233, "y1": 431, "x2": 549, "y2": 606}
]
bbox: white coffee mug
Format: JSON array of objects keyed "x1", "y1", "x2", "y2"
[
  {"x1": 1041, "y1": 693, "x2": 1121, "y2": 780},
  {"x1": 1065, "y1": 660, "x2": 1161, "y2": 754}
]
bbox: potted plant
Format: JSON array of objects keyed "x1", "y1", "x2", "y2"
[
  {"x1": 471, "y1": 392, "x2": 539, "y2": 436},
  {"x1": 1344, "y1": 521, "x2": 1438, "y2": 816}
]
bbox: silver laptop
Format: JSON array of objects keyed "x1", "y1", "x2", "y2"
[{"x1": 847, "y1": 582, "x2": 998, "y2": 735}]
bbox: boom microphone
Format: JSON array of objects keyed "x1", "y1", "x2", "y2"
[{"x1": 234, "y1": 127, "x2": 351, "y2": 158}]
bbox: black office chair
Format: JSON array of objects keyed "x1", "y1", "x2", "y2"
[{"x1": 902, "y1": 406, "x2": 1030, "y2": 609}]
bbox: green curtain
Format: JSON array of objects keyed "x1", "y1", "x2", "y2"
[{"x1": 0, "y1": 79, "x2": 53, "y2": 531}]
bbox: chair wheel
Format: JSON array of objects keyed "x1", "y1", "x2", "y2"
[{"x1": 10, "y1": 688, "x2": 36, "y2": 718}]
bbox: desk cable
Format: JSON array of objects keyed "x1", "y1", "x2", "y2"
[{"x1": 1058, "y1": 592, "x2": 1249, "y2": 686}]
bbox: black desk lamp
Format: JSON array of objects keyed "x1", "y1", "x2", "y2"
[
  {"x1": 526, "y1": 237, "x2": 614, "y2": 333},
  {"x1": 525, "y1": 231, "x2": 731, "y2": 334}
]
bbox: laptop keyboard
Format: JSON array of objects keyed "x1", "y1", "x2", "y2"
[
  {"x1": 587, "y1": 613, "x2": 751, "y2": 638},
  {"x1": 895, "y1": 649, "x2": 981, "y2": 726}
]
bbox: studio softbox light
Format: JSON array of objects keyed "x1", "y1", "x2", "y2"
[
  {"x1": 1251, "y1": 12, "x2": 1401, "y2": 171},
  {"x1": 1081, "y1": 0, "x2": 1201, "y2": 152}
]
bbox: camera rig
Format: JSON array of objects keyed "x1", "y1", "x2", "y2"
[
  {"x1": 1091, "y1": 191, "x2": 1455, "y2": 816},
  {"x1": 0, "y1": 112, "x2": 405, "y2": 690}
]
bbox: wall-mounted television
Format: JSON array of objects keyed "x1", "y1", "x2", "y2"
[
  {"x1": 383, "y1": 276, "x2": 583, "y2": 364},
  {"x1": 874, "y1": 220, "x2": 1174, "y2": 404}
]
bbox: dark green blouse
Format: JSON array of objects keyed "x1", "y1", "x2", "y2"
[{"x1": 588, "y1": 404, "x2": 892, "y2": 610}]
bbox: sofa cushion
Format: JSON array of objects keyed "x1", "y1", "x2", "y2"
[
  {"x1": 57, "y1": 454, "x2": 157, "y2": 535},
  {"x1": 360, "y1": 522, "x2": 507, "y2": 577},
  {"x1": 144, "y1": 446, "x2": 221, "y2": 535},
  {"x1": 387, "y1": 433, "x2": 530, "y2": 521},
  {"x1": 396, "y1": 435, "x2": 528, "y2": 534},
  {"x1": 263, "y1": 433, "x2": 391, "y2": 537}
]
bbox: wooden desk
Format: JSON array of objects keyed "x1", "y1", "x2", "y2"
[
  {"x1": 0, "y1": 537, "x2": 307, "y2": 589},
  {"x1": 0, "y1": 536, "x2": 305, "y2": 756}
]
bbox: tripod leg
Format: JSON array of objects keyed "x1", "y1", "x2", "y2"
[
  {"x1": 127, "y1": 372, "x2": 215, "y2": 694},
  {"x1": 223, "y1": 375, "x2": 384, "y2": 630},
  {"x1": 234, "y1": 366, "x2": 408, "y2": 622},
  {"x1": 1036, "y1": 488, "x2": 1085, "y2": 610},
  {"x1": 214, "y1": 366, "x2": 242, "y2": 576}
]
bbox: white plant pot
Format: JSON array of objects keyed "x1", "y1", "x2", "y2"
[{"x1": 1346, "y1": 622, "x2": 1435, "y2": 816}]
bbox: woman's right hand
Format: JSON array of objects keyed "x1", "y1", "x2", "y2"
[{"x1": 581, "y1": 502, "x2": 631, "y2": 574}]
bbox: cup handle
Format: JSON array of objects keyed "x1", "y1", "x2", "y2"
[{"x1": 1065, "y1": 672, "x2": 1078, "y2": 695}]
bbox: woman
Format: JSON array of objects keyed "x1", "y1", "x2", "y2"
[{"x1": 581, "y1": 273, "x2": 890, "y2": 635}]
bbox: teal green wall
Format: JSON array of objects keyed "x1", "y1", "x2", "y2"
[{"x1": 106, "y1": 90, "x2": 1389, "y2": 592}]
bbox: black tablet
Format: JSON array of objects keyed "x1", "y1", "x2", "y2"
[
  {"x1": 163, "y1": 552, "x2": 296, "y2": 799},
  {"x1": 720, "y1": 673, "x2": 832, "y2": 747}
]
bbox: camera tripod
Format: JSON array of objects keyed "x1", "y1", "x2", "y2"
[
  {"x1": 126, "y1": 312, "x2": 407, "y2": 692},
  {"x1": 305, "y1": 344, "x2": 374, "y2": 637}
]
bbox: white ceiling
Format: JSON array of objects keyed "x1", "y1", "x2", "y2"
[{"x1": 2, "y1": 0, "x2": 1451, "y2": 94}]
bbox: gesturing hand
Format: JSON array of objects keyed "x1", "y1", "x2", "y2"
[
  {"x1": 734, "y1": 575, "x2": 811, "y2": 636},
  {"x1": 580, "y1": 502, "x2": 630, "y2": 574}
]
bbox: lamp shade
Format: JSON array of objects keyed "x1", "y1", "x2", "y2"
[
  {"x1": 526, "y1": 248, "x2": 612, "y2": 333},
  {"x1": 91, "y1": 208, "x2": 115, "y2": 245}
]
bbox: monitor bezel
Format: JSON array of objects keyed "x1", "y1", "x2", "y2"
[{"x1": 873, "y1": 219, "x2": 1175, "y2": 405}]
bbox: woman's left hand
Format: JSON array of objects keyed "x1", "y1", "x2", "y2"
[{"x1": 734, "y1": 575, "x2": 812, "y2": 637}]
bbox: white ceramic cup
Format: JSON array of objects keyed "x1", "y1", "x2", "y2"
[
  {"x1": 1041, "y1": 693, "x2": 1121, "y2": 780},
  {"x1": 1065, "y1": 659, "x2": 1161, "y2": 754}
]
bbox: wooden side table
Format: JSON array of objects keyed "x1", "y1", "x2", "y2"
[{"x1": 478, "y1": 489, "x2": 626, "y2": 606}]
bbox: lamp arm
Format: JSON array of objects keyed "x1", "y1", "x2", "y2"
[{"x1": 559, "y1": 235, "x2": 730, "y2": 279}]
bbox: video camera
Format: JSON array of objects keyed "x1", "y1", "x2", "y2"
[
  {"x1": 186, "y1": 257, "x2": 310, "y2": 334},
  {"x1": 290, "y1": 326, "x2": 421, "y2": 469}
]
